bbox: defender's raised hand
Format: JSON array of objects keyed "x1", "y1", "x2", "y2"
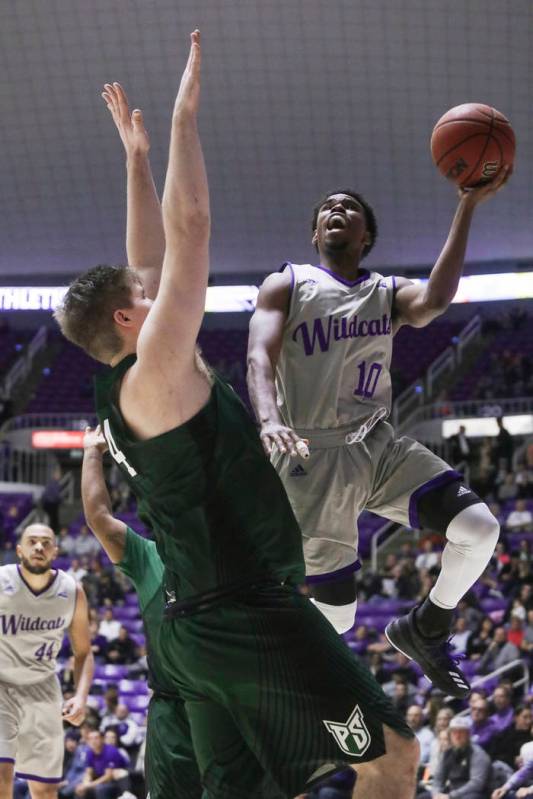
[
  {"x1": 102, "y1": 82, "x2": 150, "y2": 156},
  {"x1": 173, "y1": 30, "x2": 201, "y2": 117}
]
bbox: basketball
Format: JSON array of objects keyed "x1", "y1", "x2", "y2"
[{"x1": 430, "y1": 103, "x2": 515, "y2": 188}]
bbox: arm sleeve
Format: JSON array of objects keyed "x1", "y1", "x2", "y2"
[
  {"x1": 117, "y1": 528, "x2": 164, "y2": 612},
  {"x1": 507, "y1": 761, "x2": 533, "y2": 790}
]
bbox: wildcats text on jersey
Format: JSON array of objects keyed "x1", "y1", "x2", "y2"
[
  {"x1": 0, "y1": 614, "x2": 66, "y2": 635},
  {"x1": 292, "y1": 313, "x2": 392, "y2": 356}
]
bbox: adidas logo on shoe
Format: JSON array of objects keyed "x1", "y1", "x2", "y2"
[
  {"x1": 290, "y1": 464, "x2": 307, "y2": 477},
  {"x1": 457, "y1": 485, "x2": 471, "y2": 497}
]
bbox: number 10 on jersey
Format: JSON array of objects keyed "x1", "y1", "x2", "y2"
[{"x1": 353, "y1": 361, "x2": 382, "y2": 399}]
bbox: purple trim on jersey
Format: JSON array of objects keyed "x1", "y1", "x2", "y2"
[
  {"x1": 17, "y1": 566, "x2": 59, "y2": 597},
  {"x1": 306, "y1": 559, "x2": 361, "y2": 584},
  {"x1": 408, "y1": 469, "x2": 463, "y2": 530},
  {"x1": 15, "y1": 771, "x2": 62, "y2": 783},
  {"x1": 279, "y1": 262, "x2": 295, "y2": 302},
  {"x1": 0, "y1": 758, "x2": 15, "y2": 764},
  {"x1": 392, "y1": 275, "x2": 396, "y2": 292},
  {"x1": 314, "y1": 264, "x2": 370, "y2": 288}
]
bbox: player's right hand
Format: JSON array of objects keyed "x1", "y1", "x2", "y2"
[
  {"x1": 260, "y1": 422, "x2": 309, "y2": 459},
  {"x1": 173, "y1": 30, "x2": 201, "y2": 118},
  {"x1": 101, "y1": 82, "x2": 150, "y2": 157},
  {"x1": 83, "y1": 425, "x2": 108, "y2": 454}
]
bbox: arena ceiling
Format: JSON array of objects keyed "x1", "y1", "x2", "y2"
[{"x1": 0, "y1": 0, "x2": 531, "y2": 280}]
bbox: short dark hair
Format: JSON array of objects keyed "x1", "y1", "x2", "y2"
[
  {"x1": 311, "y1": 188, "x2": 378, "y2": 257},
  {"x1": 54, "y1": 265, "x2": 139, "y2": 361}
]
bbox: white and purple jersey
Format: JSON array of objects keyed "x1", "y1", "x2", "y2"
[
  {"x1": 0, "y1": 564, "x2": 76, "y2": 685},
  {"x1": 276, "y1": 263, "x2": 396, "y2": 430}
]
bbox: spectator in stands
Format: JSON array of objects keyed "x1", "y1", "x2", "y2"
[
  {"x1": 456, "y1": 595, "x2": 483, "y2": 632},
  {"x1": 406, "y1": 705, "x2": 434, "y2": 766},
  {"x1": 501, "y1": 556, "x2": 523, "y2": 596},
  {"x1": 489, "y1": 686, "x2": 516, "y2": 732},
  {"x1": 60, "y1": 655, "x2": 76, "y2": 694},
  {"x1": 492, "y1": 740, "x2": 533, "y2": 799},
  {"x1": 105, "y1": 626, "x2": 138, "y2": 665},
  {"x1": 508, "y1": 616, "x2": 525, "y2": 649},
  {"x1": 431, "y1": 715, "x2": 491, "y2": 799},
  {"x1": 515, "y1": 466, "x2": 533, "y2": 500},
  {"x1": 449, "y1": 425, "x2": 472, "y2": 475},
  {"x1": 75, "y1": 728, "x2": 130, "y2": 798},
  {"x1": 1, "y1": 540, "x2": 17, "y2": 565},
  {"x1": 126, "y1": 643, "x2": 148, "y2": 681},
  {"x1": 58, "y1": 525, "x2": 77, "y2": 557},
  {"x1": 41, "y1": 467, "x2": 62, "y2": 532},
  {"x1": 488, "y1": 706, "x2": 533, "y2": 769},
  {"x1": 451, "y1": 616, "x2": 472, "y2": 655},
  {"x1": 367, "y1": 652, "x2": 388, "y2": 685},
  {"x1": 518, "y1": 539, "x2": 532, "y2": 564},
  {"x1": 466, "y1": 617, "x2": 495, "y2": 661},
  {"x1": 498, "y1": 474, "x2": 519, "y2": 503},
  {"x1": 496, "y1": 417, "x2": 514, "y2": 472},
  {"x1": 89, "y1": 620, "x2": 108, "y2": 662},
  {"x1": 415, "y1": 539, "x2": 440, "y2": 572},
  {"x1": 522, "y1": 608, "x2": 533, "y2": 657},
  {"x1": 506, "y1": 500, "x2": 533, "y2": 533},
  {"x1": 102, "y1": 730, "x2": 130, "y2": 769},
  {"x1": 98, "y1": 609, "x2": 121, "y2": 642},
  {"x1": 73, "y1": 525, "x2": 101, "y2": 560},
  {"x1": 101, "y1": 704, "x2": 141, "y2": 755},
  {"x1": 99, "y1": 688, "x2": 119, "y2": 730},
  {"x1": 68, "y1": 557, "x2": 88, "y2": 582},
  {"x1": 469, "y1": 697, "x2": 499, "y2": 749},
  {"x1": 97, "y1": 572, "x2": 125, "y2": 607},
  {"x1": 59, "y1": 722, "x2": 94, "y2": 798}
]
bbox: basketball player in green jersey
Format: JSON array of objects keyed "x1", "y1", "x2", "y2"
[
  {"x1": 56, "y1": 34, "x2": 419, "y2": 798},
  {"x1": 247, "y1": 171, "x2": 509, "y2": 699},
  {"x1": 81, "y1": 425, "x2": 205, "y2": 799}
]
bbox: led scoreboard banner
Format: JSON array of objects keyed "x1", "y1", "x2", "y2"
[
  {"x1": 32, "y1": 430, "x2": 85, "y2": 449},
  {"x1": 0, "y1": 272, "x2": 532, "y2": 312}
]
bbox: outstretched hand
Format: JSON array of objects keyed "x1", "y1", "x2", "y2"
[
  {"x1": 101, "y1": 82, "x2": 150, "y2": 157},
  {"x1": 83, "y1": 425, "x2": 108, "y2": 454},
  {"x1": 458, "y1": 164, "x2": 511, "y2": 207},
  {"x1": 174, "y1": 30, "x2": 201, "y2": 117}
]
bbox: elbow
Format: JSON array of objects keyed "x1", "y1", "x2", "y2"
[{"x1": 162, "y1": 201, "x2": 210, "y2": 236}]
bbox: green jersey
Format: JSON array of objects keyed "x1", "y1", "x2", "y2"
[
  {"x1": 95, "y1": 357, "x2": 305, "y2": 608},
  {"x1": 117, "y1": 527, "x2": 174, "y2": 694}
]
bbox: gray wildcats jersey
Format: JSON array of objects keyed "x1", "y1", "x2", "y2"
[
  {"x1": 276, "y1": 263, "x2": 396, "y2": 430},
  {"x1": 0, "y1": 565, "x2": 76, "y2": 685}
]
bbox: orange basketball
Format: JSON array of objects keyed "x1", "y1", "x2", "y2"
[{"x1": 430, "y1": 103, "x2": 515, "y2": 188}]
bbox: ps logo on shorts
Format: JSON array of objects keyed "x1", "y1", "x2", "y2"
[{"x1": 323, "y1": 704, "x2": 371, "y2": 756}]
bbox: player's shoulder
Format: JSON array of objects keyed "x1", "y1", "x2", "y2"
[{"x1": 0, "y1": 563, "x2": 19, "y2": 589}]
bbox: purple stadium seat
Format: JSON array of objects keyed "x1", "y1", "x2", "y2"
[
  {"x1": 118, "y1": 679, "x2": 149, "y2": 696},
  {"x1": 123, "y1": 694, "x2": 150, "y2": 712},
  {"x1": 94, "y1": 664, "x2": 129, "y2": 680}
]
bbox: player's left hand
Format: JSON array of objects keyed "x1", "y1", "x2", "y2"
[
  {"x1": 174, "y1": 30, "x2": 201, "y2": 118},
  {"x1": 458, "y1": 164, "x2": 511, "y2": 206},
  {"x1": 62, "y1": 694, "x2": 86, "y2": 726},
  {"x1": 83, "y1": 425, "x2": 108, "y2": 454}
]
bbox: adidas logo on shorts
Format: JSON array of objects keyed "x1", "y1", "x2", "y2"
[
  {"x1": 289, "y1": 464, "x2": 307, "y2": 477},
  {"x1": 457, "y1": 485, "x2": 471, "y2": 497}
]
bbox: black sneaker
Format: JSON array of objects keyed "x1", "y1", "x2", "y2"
[{"x1": 384, "y1": 608, "x2": 471, "y2": 698}]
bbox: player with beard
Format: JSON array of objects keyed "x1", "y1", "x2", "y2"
[
  {"x1": 247, "y1": 173, "x2": 509, "y2": 700},
  {"x1": 0, "y1": 524, "x2": 93, "y2": 798}
]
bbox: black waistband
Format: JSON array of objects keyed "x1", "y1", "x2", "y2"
[{"x1": 163, "y1": 578, "x2": 285, "y2": 619}]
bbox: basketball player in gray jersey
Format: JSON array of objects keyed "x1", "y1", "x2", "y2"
[
  {"x1": 0, "y1": 524, "x2": 93, "y2": 798},
  {"x1": 247, "y1": 172, "x2": 509, "y2": 699}
]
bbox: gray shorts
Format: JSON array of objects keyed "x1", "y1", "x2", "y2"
[
  {"x1": 272, "y1": 420, "x2": 458, "y2": 578},
  {"x1": 0, "y1": 675, "x2": 64, "y2": 782}
]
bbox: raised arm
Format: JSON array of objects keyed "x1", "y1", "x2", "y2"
[
  {"x1": 101, "y1": 83, "x2": 165, "y2": 299},
  {"x1": 137, "y1": 30, "x2": 210, "y2": 370},
  {"x1": 62, "y1": 584, "x2": 94, "y2": 726},
  {"x1": 81, "y1": 426, "x2": 127, "y2": 564},
  {"x1": 393, "y1": 167, "x2": 510, "y2": 329},
  {"x1": 247, "y1": 271, "x2": 308, "y2": 458}
]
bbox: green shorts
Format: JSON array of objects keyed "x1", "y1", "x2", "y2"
[
  {"x1": 145, "y1": 694, "x2": 204, "y2": 799},
  {"x1": 159, "y1": 584, "x2": 413, "y2": 798}
]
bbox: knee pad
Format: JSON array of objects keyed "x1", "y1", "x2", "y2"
[
  {"x1": 446, "y1": 503, "x2": 500, "y2": 556},
  {"x1": 310, "y1": 598, "x2": 357, "y2": 634}
]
